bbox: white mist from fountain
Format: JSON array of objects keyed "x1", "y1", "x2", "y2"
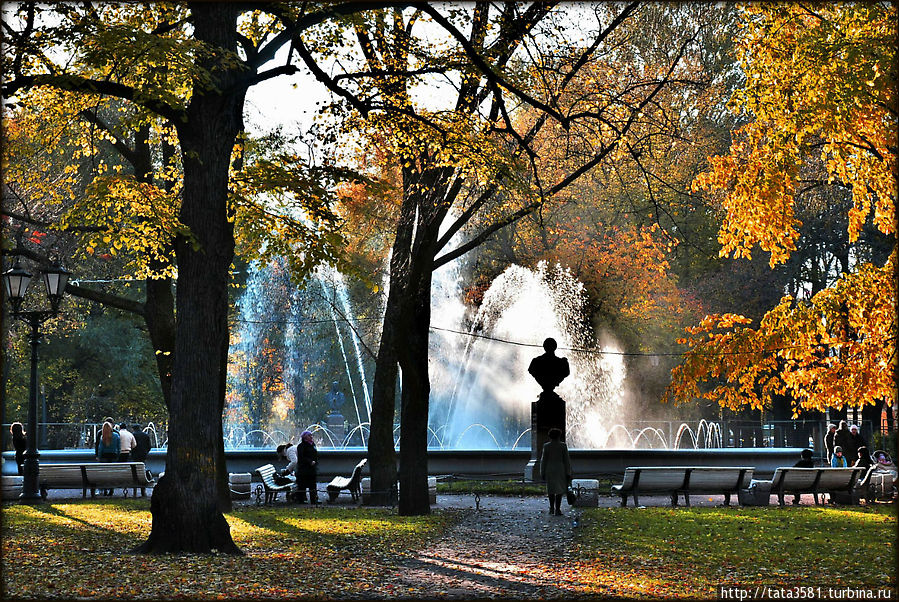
[
  {"x1": 225, "y1": 259, "x2": 373, "y2": 448},
  {"x1": 429, "y1": 261, "x2": 627, "y2": 449}
]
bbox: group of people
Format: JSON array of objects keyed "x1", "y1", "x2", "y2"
[
  {"x1": 824, "y1": 421, "x2": 869, "y2": 468},
  {"x1": 276, "y1": 430, "x2": 319, "y2": 504},
  {"x1": 93, "y1": 418, "x2": 152, "y2": 495},
  {"x1": 94, "y1": 418, "x2": 151, "y2": 463}
]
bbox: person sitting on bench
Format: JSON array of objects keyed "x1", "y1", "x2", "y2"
[{"x1": 276, "y1": 442, "x2": 301, "y2": 500}]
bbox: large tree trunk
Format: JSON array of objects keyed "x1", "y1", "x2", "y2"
[
  {"x1": 367, "y1": 296, "x2": 401, "y2": 505},
  {"x1": 368, "y1": 166, "x2": 448, "y2": 515},
  {"x1": 144, "y1": 276, "x2": 175, "y2": 406},
  {"x1": 136, "y1": 4, "x2": 242, "y2": 554},
  {"x1": 397, "y1": 263, "x2": 434, "y2": 515}
]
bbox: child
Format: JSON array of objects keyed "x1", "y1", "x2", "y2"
[{"x1": 830, "y1": 446, "x2": 847, "y2": 467}]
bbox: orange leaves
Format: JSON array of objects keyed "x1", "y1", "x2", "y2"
[
  {"x1": 667, "y1": 253, "x2": 897, "y2": 414},
  {"x1": 695, "y1": 3, "x2": 897, "y2": 266}
]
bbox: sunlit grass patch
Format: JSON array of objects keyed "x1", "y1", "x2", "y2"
[
  {"x1": 1, "y1": 500, "x2": 462, "y2": 599},
  {"x1": 573, "y1": 504, "x2": 896, "y2": 598}
]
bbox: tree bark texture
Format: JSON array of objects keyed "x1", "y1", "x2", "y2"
[
  {"x1": 136, "y1": 4, "x2": 243, "y2": 554},
  {"x1": 368, "y1": 166, "x2": 451, "y2": 515}
]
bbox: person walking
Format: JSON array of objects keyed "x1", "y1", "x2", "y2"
[
  {"x1": 296, "y1": 431, "x2": 319, "y2": 504},
  {"x1": 540, "y1": 427, "x2": 572, "y2": 516},
  {"x1": 9, "y1": 422, "x2": 27, "y2": 476}
]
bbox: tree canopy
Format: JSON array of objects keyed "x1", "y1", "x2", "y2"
[{"x1": 666, "y1": 3, "x2": 897, "y2": 416}]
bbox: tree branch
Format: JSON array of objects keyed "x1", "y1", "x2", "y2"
[
  {"x1": 3, "y1": 74, "x2": 185, "y2": 124},
  {"x1": 66, "y1": 283, "x2": 145, "y2": 315},
  {"x1": 413, "y1": 2, "x2": 570, "y2": 127}
]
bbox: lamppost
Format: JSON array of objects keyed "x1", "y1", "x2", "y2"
[{"x1": 3, "y1": 259, "x2": 71, "y2": 503}]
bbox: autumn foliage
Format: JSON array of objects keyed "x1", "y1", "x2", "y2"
[{"x1": 668, "y1": 3, "x2": 897, "y2": 415}]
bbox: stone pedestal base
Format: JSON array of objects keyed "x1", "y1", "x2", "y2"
[
  {"x1": 525, "y1": 398, "x2": 567, "y2": 482},
  {"x1": 326, "y1": 413, "x2": 346, "y2": 445}
]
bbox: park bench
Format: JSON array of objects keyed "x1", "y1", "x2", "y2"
[
  {"x1": 738, "y1": 467, "x2": 869, "y2": 506},
  {"x1": 326, "y1": 458, "x2": 367, "y2": 503},
  {"x1": 253, "y1": 464, "x2": 295, "y2": 505},
  {"x1": 2, "y1": 475, "x2": 24, "y2": 500},
  {"x1": 612, "y1": 466, "x2": 754, "y2": 507},
  {"x1": 37, "y1": 462, "x2": 155, "y2": 498}
]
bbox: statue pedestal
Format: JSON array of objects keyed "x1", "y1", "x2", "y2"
[
  {"x1": 524, "y1": 397, "x2": 566, "y2": 483},
  {"x1": 525, "y1": 401, "x2": 546, "y2": 482},
  {"x1": 326, "y1": 413, "x2": 346, "y2": 446}
]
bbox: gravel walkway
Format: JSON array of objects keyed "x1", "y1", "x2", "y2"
[
  {"x1": 394, "y1": 495, "x2": 588, "y2": 599},
  {"x1": 389, "y1": 490, "x2": 793, "y2": 599}
]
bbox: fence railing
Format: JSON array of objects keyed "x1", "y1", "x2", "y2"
[{"x1": 1, "y1": 422, "x2": 168, "y2": 451}]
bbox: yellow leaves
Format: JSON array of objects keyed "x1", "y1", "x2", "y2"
[
  {"x1": 667, "y1": 253, "x2": 897, "y2": 413},
  {"x1": 696, "y1": 3, "x2": 897, "y2": 265}
]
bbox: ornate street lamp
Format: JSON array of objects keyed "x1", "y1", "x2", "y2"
[{"x1": 3, "y1": 259, "x2": 71, "y2": 503}]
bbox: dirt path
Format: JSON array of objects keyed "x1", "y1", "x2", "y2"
[{"x1": 391, "y1": 495, "x2": 598, "y2": 599}]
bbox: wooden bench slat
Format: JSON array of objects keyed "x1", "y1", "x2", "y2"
[
  {"x1": 326, "y1": 459, "x2": 367, "y2": 503},
  {"x1": 612, "y1": 466, "x2": 756, "y2": 507},
  {"x1": 37, "y1": 462, "x2": 154, "y2": 498}
]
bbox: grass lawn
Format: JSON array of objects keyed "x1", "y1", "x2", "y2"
[
  {"x1": 1, "y1": 499, "x2": 460, "y2": 599},
  {"x1": 436, "y1": 478, "x2": 546, "y2": 495},
  {"x1": 571, "y1": 504, "x2": 897, "y2": 598},
  {"x1": 1, "y1": 498, "x2": 895, "y2": 599}
]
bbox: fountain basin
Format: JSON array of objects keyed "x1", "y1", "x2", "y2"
[{"x1": 3, "y1": 447, "x2": 805, "y2": 481}]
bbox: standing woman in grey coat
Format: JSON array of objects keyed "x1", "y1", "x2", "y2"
[{"x1": 540, "y1": 428, "x2": 572, "y2": 515}]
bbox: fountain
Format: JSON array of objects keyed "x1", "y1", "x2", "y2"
[
  {"x1": 224, "y1": 259, "x2": 373, "y2": 449},
  {"x1": 223, "y1": 259, "x2": 758, "y2": 454},
  {"x1": 429, "y1": 261, "x2": 627, "y2": 449}
]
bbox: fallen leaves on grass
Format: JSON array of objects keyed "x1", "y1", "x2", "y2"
[
  {"x1": 572, "y1": 505, "x2": 896, "y2": 598},
  {"x1": 1, "y1": 499, "x2": 460, "y2": 599}
]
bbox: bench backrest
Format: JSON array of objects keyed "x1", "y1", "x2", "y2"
[
  {"x1": 85, "y1": 463, "x2": 153, "y2": 486},
  {"x1": 816, "y1": 467, "x2": 867, "y2": 490},
  {"x1": 39, "y1": 462, "x2": 152, "y2": 487},
  {"x1": 684, "y1": 467, "x2": 754, "y2": 490},
  {"x1": 771, "y1": 467, "x2": 866, "y2": 491},
  {"x1": 349, "y1": 459, "x2": 368, "y2": 487},
  {"x1": 620, "y1": 467, "x2": 688, "y2": 490},
  {"x1": 254, "y1": 464, "x2": 279, "y2": 486},
  {"x1": 39, "y1": 464, "x2": 86, "y2": 486},
  {"x1": 620, "y1": 466, "x2": 754, "y2": 490}
]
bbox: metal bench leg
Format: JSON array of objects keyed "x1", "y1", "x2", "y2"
[
  {"x1": 619, "y1": 495, "x2": 627, "y2": 507},
  {"x1": 778, "y1": 493, "x2": 785, "y2": 506},
  {"x1": 633, "y1": 492, "x2": 640, "y2": 507},
  {"x1": 684, "y1": 493, "x2": 691, "y2": 507},
  {"x1": 671, "y1": 493, "x2": 678, "y2": 507},
  {"x1": 724, "y1": 493, "x2": 731, "y2": 506}
]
